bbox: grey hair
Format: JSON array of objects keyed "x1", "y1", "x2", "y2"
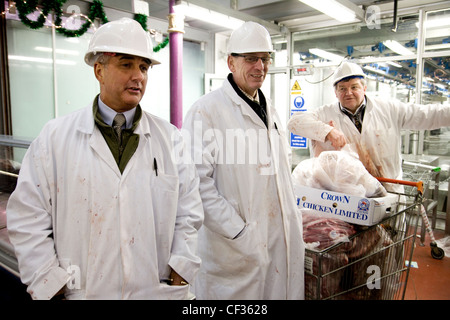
[{"x1": 92, "y1": 53, "x2": 113, "y2": 66}]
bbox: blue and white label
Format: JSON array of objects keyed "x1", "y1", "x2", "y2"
[
  {"x1": 293, "y1": 96, "x2": 305, "y2": 109},
  {"x1": 357, "y1": 198, "x2": 371, "y2": 215}
]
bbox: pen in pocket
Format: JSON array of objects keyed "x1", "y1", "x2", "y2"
[{"x1": 153, "y1": 158, "x2": 158, "y2": 176}]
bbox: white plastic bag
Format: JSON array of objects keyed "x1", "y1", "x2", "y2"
[{"x1": 292, "y1": 149, "x2": 387, "y2": 197}]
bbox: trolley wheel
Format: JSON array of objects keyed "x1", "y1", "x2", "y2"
[{"x1": 430, "y1": 243, "x2": 445, "y2": 260}]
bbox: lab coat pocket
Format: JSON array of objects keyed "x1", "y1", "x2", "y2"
[
  {"x1": 205, "y1": 222, "x2": 262, "y2": 277},
  {"x1": 151, "y1": 172, "x2": 179, "y2": 224},
  {"x1": 152, "y1": 173, "x2": 179, "y2": 193},
  {"x1": 158, "y1": 282, "x2": 190, "y2": 300},
  {"x1": 151, "y1": 173, "x2": 179, "y2": 279},
  {"x1": 151, "y1": 173, "x2": 179, "y2": 228}
]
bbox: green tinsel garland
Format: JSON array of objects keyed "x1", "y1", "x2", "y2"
[
  {"x1": 134, "y1": 13, "x2": 147, "y2": 31},
  {"x1": 134, "y1": 13, "x2": 169, "y2": 52},
  {"x1": 154, "y1": 37, "x2": 169, "y2": 52},
  {"x1": 15, "y1": 0, "x2": 64, "y2": 30},
  {"x1": 13, "y1": 0, "x2": 169, "y2": 52},
  {"x1": 57, "y1": 0, "x2": 108, "y2": 37}
]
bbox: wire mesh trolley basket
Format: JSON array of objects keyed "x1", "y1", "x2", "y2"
[
  {"x1": 400, "y1": 160, "x2": 445, "y2": 259},
  {"x1": 304, "y1": 190, "x2": 420, "y2": 300}
]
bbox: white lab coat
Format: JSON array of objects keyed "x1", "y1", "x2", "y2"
[
  {"x1": 182, "y1": 78, "x2": 304, "y2": 300},
  {"x1": 288, "y1": 95, "x2": 450, "y2": 192},
  {"x1": 6, "y1": 100, "x2": 204, "y2": 300}
]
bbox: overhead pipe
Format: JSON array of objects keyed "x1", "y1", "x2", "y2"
[
  {"x1": 391, "y1": 0, "x2": 398, "y2": 32},
  {"x1": 414, "y1": 9, "x2": 426, "y2": 155},
  {"x1": 168, "y1": 0, "x2": 185, "y2": 128}
]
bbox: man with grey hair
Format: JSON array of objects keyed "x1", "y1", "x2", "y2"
[
  {"x1": 183, "y1": 21, "x2": 304, "y2": 300},
  {"x1": 7, "y1": 18, "x2": 203, "y2": 300}
]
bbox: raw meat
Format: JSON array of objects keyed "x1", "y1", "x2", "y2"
[
  {"x1": 302, "y1": 209, "x2": 356, "y2": 251},
  {"x1": 302, "y1": 208, "x2": 402, "y2": 300}
]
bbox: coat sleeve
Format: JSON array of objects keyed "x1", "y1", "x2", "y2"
[
  {"x1": 167, "y1": 129, "x2": 204, "y2": 285},
  {"x1": 182, "y1": 105, "x2": 246, "y2": 240},
  {"x1": 6, "y1": 131, "x2": 69, "y2": 300},
  {"x1": 394, "y1": 100, "x2": 450, "y2": 130},
  {"x1": 287, "y1": 110, "x2": 334, "y2": 143}
]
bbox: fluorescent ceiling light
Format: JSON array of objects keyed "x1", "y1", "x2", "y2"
[
  {"x1": 174, "y1": 1, "x2": 244, "y2": 30},
  {"x1": 386, "y1": 61, "x2": 402, "y2": 68},
  {"x1": 363, "y1": 65, "x2": 386, "y2": 75},
  {"x1": 383, "y1": 40, "x2": 414, "y2": 56},
  {"x1": 309, "y1": 48, "x2": 344, "y2": 62},
  {"x1": 35, "y1": 46, "x2": 79, "y2": 56},
  {"x1": 425, "y1": 43, "x2": 450, "y2": 51},
  {"x1": 299, "y1": 0, "x2": 356, "y2": 23},
  {"x1": 416, "y1": 17, "x2": 450, "y2": 29},
  {"x1": 9, "y1": 55, "x2": 76, "y2": 65}
]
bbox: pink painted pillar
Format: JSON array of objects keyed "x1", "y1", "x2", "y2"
[{"x1": 168, "y1": 0, "x2": 184, "y2": 128}]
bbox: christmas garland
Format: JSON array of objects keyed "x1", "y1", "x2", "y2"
[
  {"x1": 13, "y1": 0, "x2": 169, "y2": 51},
  {"x1": 153, "y1": 37, "x2": 169, "y2": 53},
  {"x1": 134, "y1": 12, "x2": 169, "y2": 52},
  {"x1": 15, "y1": 0, "x2": 59, "y2": 29},
  {"x1": 134, "y1": 13, "x2": 147, "y2": 32},
  {"x1": 56, "y1": 0, "x2": 108, "y2": 37}
]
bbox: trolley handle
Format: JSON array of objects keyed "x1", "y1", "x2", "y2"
[
  {"x1": 402, "y1": 160, "x2": 441, "y2": 173},
  {"x1": 375, "y1": 177, "x2": 423, "y2": 194}
]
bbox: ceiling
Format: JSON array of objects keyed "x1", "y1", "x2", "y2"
[
  {"x1": 98, "y1": 0, "x2": 450, "y2": 61},
  {"x1": 99, "y1": 0, "x2": 450, "y2": 34},
  {"x1": 95, "y1": 0, "x2": 450, "y2": 96}
]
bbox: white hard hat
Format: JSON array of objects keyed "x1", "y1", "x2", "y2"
[
  {"x1": 227, "y1": 21, "x2": 274, "y2": 54},
  {"x1": 85, "y1": 17, "x2": 160, "y2": 66},
  {"x1": 332, "y1": 61, "x2": 366, "y2": 86}
]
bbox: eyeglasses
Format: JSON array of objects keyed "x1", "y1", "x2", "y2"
[{"x1": 231, "y1": 54, "x2": 273, "y2": 65}]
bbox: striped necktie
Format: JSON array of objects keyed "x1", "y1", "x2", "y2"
[
  {"x1": 113, "y1": 113, "x2": 126, "y2": 146},
  {"x1": 342, "y1": 107, "x2": 363, "y2": 133},
  {"x1": 353, "y1": 110, "x2": 362, "y2": 133}
]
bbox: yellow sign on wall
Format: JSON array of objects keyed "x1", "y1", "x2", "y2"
[
  {"x1": 291, "y1": 80, "x2": 302, "y2": 94},
  {"x1": 290, "y1": 79, "x2": 307, "y2": 149}
]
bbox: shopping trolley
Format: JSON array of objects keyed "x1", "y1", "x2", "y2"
[
  {"x1": 394, "y1": 160, "x2": 445, "y2": 260},
  {"x1": 304, "y1": 177, "x2": 425, "y2": 300}
]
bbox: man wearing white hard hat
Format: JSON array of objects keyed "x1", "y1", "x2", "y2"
[
  {"x1": 288, "y1": 61, "x2": 450, "y2": 193},
  {"x1": 7, "y1": 18, "x2": 204, "y2": 299},
  {"x1": 183, "y1": 21, "x2": 305, "y2": 300}
]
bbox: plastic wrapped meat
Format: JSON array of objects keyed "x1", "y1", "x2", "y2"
[
  {"x1": 292, "y1": 150, "x2": 387, "y2": 198},
  {"x1": 302, "y1": 209, "x2": 356, "y2": 299},
  {"x1": 302, "y1": 209, "x2": 356, "y2": 251}
]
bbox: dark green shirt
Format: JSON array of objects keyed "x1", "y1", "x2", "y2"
[{"x1": 93, "y1": 98, "x2": 141, "y2": 173}]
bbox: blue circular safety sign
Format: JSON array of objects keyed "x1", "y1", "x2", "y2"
[{"x1": 293, "y1": 96, "x2": 305, "y2": 109}]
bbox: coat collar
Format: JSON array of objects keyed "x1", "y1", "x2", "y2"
[
  {"x1": 222, "y1": 77, "x2": 270, "y2": 129},
  {"x1": 75, "y1": 96, "x2": 153, "y2": 178},
  {"x1": 75, "y1": 95, "x2": 151, "y2": 137}
]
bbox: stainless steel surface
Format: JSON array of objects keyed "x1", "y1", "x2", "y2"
[
  {"x1": 0, "y1": 192, "x2": 19, "y2": 276},
  {"x1": 0, "y1": 135, "x2": 31, "y2": 149},
  {"x1": 402, "y1": 154, "x2": 440, "y2": 167},
  {"x1": 0, "y1": 136, "x2": 29, "y2": 277}
]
